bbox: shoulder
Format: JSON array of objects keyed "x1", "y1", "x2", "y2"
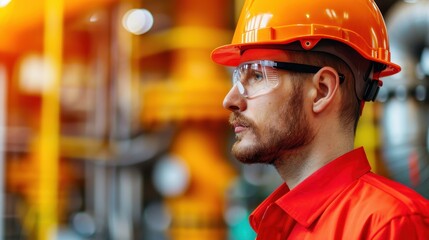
[
  {"x1": 333, "y1": 172, "x2": 429, "y2": 238},
  {"x1": 358, "y1": 172, "x2": 429, "y2": 215},
  {"x1": 328, "y1": 171, "x2": 429, "y2": 219}
]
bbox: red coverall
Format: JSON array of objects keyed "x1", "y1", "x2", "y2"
[{"x1": 250, "y1": 147, "x2": 429, "y2": 239}]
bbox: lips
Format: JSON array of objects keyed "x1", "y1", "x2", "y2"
[
  {"x1": 229, "y1": 114, "x2": 250, "y2": 134},
  {"x1": 233, "y1": 124, "x2": 247, "y2": 133}
]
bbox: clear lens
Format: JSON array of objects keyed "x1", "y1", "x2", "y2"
[{"x1": 232, "y1": 60, "x2": 279, "y2": 98}]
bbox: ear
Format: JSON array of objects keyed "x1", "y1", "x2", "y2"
[{"x1": 311, "y1": 66, "x2": 340, "y2": 113}]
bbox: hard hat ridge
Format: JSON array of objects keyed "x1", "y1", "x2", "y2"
[{"x1": 211, "y1": 0, "x2": 401, "y2": 78}]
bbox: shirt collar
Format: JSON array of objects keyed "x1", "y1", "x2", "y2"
[{"x1": 250, "y1": 147, "x2": 371, "y2": 230}]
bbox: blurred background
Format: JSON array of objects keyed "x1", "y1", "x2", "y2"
[{"x1": 0, "y1": 0, "x2": 428, "y2": 239}]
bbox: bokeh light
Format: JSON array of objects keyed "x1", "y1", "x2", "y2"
[
  {"x1": 0, "y1": 0, "x2": 11, "y2": 8},
  {"x1": 122, "y1": 8, "x2": 154, "y2": 35}
]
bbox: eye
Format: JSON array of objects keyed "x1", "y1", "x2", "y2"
[{"x1": 248, "y1": 70, "x2": 264, "y2": 84}]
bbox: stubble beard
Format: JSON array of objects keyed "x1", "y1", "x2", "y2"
[{"x1": 229, "y1": 84, "x2": 313, "y2": 165}]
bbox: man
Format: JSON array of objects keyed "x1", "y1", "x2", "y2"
[{"x1": 211, "y1": 0, "x2": 429, "y2": 239}]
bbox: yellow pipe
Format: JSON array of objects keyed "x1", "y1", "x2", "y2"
[
  {"x1": 148, "y1": 0, "x2": 237, "y2": 239},
  {"x1": 138, "y1": 27, "x2": 232, "y2": 58},
  {"x1": 37, "y1": 0, "x2": 63, "y2": 238},
  {"x1": 355, "y1": 102, "x2": 380, "y2": 173}
]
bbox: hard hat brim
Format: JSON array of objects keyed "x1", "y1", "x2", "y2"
[{"x1": 211, "y1": 40, "x2": 401, "y2": 78}]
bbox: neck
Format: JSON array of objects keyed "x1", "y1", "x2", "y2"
[{"x1": 273, "y1": 128, "x2": 354, "y2": 189}]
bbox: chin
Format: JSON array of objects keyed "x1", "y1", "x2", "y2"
[
  {"x1": 232, "y1": 137, "x2": 256, "y2": 154},
  {"x1": 232, "y1": 141, "x2": 271, "y2": 164}
]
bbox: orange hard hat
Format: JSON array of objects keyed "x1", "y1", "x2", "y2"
[{"x1": 211, "y1": 0, "x2": 401, "y2": 78}]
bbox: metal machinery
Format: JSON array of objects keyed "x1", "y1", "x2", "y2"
[
  {"x1": 1, "y1": 0, "x2": 238, "y2": 239},
  {"x1": 1, "y1": 0, "x2": 133, "y2": 239},
  {"x1": 379, "y1": 0, "x2": 429, "y2": 198},
  {"x1": 139, "y1": 0, "x2": 238, "y2": 238}
]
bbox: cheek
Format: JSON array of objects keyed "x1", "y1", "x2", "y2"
[
  {"x1": 245, "y1": 88, "x2": 291, "y2": 130},
  {"x1": 250, "y1": 101, "x2": 284, "y2": 131},
  {"x1": 247, "y1": 100, "x2": 275, "y2": 122}
]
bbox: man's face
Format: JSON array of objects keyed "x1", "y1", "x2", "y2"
[
  {"x1": 227, "y1": 80, "x2": 312, "y2": 164},
  {"x1": 223, "y1": 49, "x2": 314, "y2": 164}
]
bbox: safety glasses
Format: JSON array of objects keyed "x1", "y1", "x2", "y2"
[{"x1": 232, "y1": 60, "x2": 345, "y2": 98}]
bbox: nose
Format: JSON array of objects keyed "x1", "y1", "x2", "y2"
[{"x1": 223, "y1": 85, "x2": 246, "y2": 112}]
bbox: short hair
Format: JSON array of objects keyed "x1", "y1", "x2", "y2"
[{"x1": 286, "y1": 50, "x2": 361, "y2": 133}]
